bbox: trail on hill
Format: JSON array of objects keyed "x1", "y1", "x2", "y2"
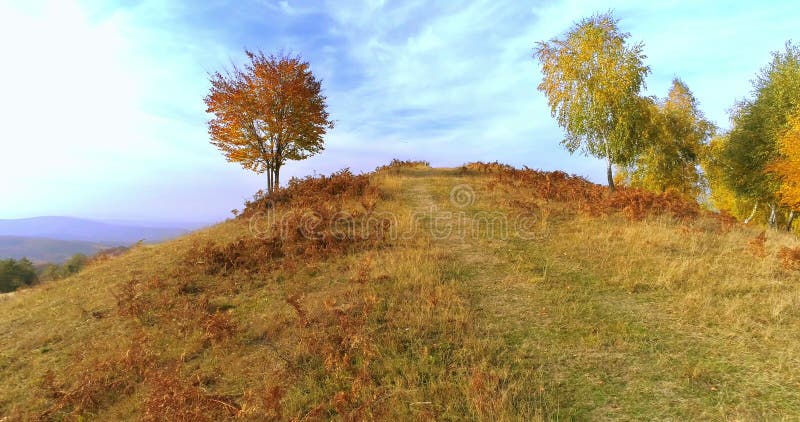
[
  {"x1": 3, "y1": 165, "x2": 800, "y2": 420},
  {"x1": 393, "y1": 167, "x2": 800, "y2": 420}
]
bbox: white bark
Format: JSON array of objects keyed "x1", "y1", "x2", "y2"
[{"x1": 743, "y1": 202, "x2": 758, "y2": 224}]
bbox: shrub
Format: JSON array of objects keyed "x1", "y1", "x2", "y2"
[
  {"x1": 0, "y1": 258, "x2": 38, "y2": 293},
  {"x1": 376, "y1": 159, "x2": 431, "y2": 173},
  {"x1": 142, "y1": 369, "x2": 240, "y2": 422},
  {"x1": 39, "y1": 334, "x2": 151, "y2": 418},
  {"x1": 240, "y1": 169, "x2": 374, "y2": 218},
  {"x1": 489, "y1": 165, "x2": 718, "y2": 223},
  {"x1": 778, "y1": 246, "x2": 800, "y2": 270},
  {"x1": 460, "y1": 161, "x2": 516, "y2": 174},
  {"x1": 193, "y1": 169, "x2": 390, "y2": 276},
  {"x1": 749, "y1": 232, "x2": 768, "y2": 258}
]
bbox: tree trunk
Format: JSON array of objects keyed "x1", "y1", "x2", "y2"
[
  {"x1": 606, "y1": 159, "x2": 615, "y2": 192},
  {"x1": 743, "y1": 202, "x2": 758, "y2": 224},
  {"x1": 267, "y1": 167, "x2": 273, "y2": 194},
  {"x1": 275, "y1": 164, "x2": 281, "y2": 191},
  {"x1": 768, "y1": 203, "x2": 777, "y2": 229},
  {"x1": 786, "y1": 210, "x2": 796, "y2": 232}
]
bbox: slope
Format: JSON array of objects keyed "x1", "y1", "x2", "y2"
[{"x1": 1, "y1": 163, "x2": 800, "y2": 420}]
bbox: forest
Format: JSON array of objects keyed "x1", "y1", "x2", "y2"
[{"x1": 532, "y1": 13, "x2": 800, "y2": 232}]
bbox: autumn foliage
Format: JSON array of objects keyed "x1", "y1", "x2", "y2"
[
  {"x1": 770, "y1": 110, "x2": 800, "y2": 211},
  {"x1": 205, "y1": 50, "x2": 333, "y2": 193},
  {"x1": 196, "y1": 170, "x2": 388, "y2": 276},
  {"x1": 39, "y1": 169, "x2": 392, "y2": 420},
  {"x1": 534, "y1": 12, "x2": 650, "y2": 191},
  {"x1": 464, "y1": 162, "x2": 730, "y2": 223}
]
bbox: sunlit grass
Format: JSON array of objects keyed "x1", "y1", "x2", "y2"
[{"x1": 1, "y1": 165, "x2": 799, "y2": 419}]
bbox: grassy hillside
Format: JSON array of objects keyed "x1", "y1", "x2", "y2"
[{"x1": 2, "y1": 163, "x2": 800, "y2": 420}]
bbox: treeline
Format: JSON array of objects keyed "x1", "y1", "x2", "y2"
[
  {"x1": 0, "y1": 247, "x2": 129, "y2": 293},
  {"x1": 534, "y1": 13, "x2": 799, "y2": 231},
  {"x1": 0, "y1": 258, "x2": 37, "y2": 293},
  {"x1": 37, "y1": 254, "x2": 88, "y2": 282},
  {"x1": 0, "y1": 254, "x2": 88, "y2": 293}
]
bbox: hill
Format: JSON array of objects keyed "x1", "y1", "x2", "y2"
[
  {"x1": 0, "y1": 236, "x2": 112, "y2": 263},
  {"x1": 1, "y1": 163, "x2": 800, "y2": 420},
  {"x1": 0, "y1": 217, "x2": 190, "y2": 245}
]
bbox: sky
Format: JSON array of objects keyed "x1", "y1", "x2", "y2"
[{"x1": 0, "y1": 0, "x2": 797, "y2": 224}]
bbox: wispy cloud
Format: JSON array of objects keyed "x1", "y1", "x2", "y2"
[{"x1": 0, "y1": 0, "x2": 797, "y2": 222}]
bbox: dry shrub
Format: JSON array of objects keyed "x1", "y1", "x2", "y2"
[
  {"x1": 40, "y1": 334, "x2": 151, "y2": 419},
  {"x1": 468, "y1": 367, "x2": 505, "y2": 417},
  {"x1": 318, "y1": 293, "x2": 378, "y2": 372},
  {"x1": 351, "y1": 255, "x2": 374, "y2": 284},
  {"x1": 777, "y1": 246, "x2": 800, "y2": 270},
  {"x1": 190, "y1": 170, "x2": 390, "y2": 276},
  {"x1": 241, "y1": 169, "x2": 374, "y2": 218},
  {"x1": 192, "y1": 237, "x2": 284, "y2": 275},
  {"x1": 283, "y1": 285, "x2": 388, "y2": 419},
  {"x1": 376, "y1": 159, "x2": 431, "y2": 173},
  {"x1": 490, "y1": 165, "x2": 725, "y2": 224},
  {"x1": 461, "y1": 161, "x2": 516, "y2": 174},
  {"x1": 240, "y1": 384, "x2": 285, "y2": 420},
  {"x1": 114, "y1": 276, "x2": 152, "y2": 319},
  {"x1": 46, "y1": 273, "x2": 242, "y2": 418},
  {"x1": 711, "y1": 210, "x2": 739, "y2": 233},
  {"x1": 286, "y1": 294, "x2": 309, "y2": 328},
  {"x1": 749, "y1": 231, "x2": 768, "y2": 258},
  {"x1": 191, "y1": 211, "x2": 389, "y2": 276},
  {"x1": 605, "y1": 188, "x2": 699, "y2": 221},
  {"x1": 142, "y1": 368, "x2": 240, "y2": 422},
  {"x1": 39, "y1": 169, "x2": 393, "y2": 419},
  {"x1": 203, "y1": 311, "x2": 237, "y2": 343}
]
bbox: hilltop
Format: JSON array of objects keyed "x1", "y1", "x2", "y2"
[{"x1": 1, "y1": 162, "x2": 799, "y2": 420}]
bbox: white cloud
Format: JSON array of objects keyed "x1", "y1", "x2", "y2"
[{"x1": 1, "y1": 0, "x2": 797, "y2": 222}]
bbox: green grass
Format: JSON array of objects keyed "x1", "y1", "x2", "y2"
[{"x1": 1, "y1": 166, "x2": 799, "y2": 420}]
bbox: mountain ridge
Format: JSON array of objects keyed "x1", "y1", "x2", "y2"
[{"x1": 0, "y1": 216, "x2": 190, "y2": 245}]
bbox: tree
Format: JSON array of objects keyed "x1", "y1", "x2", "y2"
[
  {"x1": 534, "y1": 12, "x2": 651, "y2": 191},
  {"x1": 621, "y1": 79, "x2": 715, "y2": 197},
  {"x1": 205, "y1": 50, "x2": 333, "y2": 193},
  {"x1": 719, "y1": 42, "x2": 800, "y2": 228},
  {"x1": 702, "y1": 135, "x2": 762, "y2": 222},
  {"x1": 769, "y1": 109, "x2": 800, "y2": 230},
  {"x1": 0, "y1": 258, "x2": 37, "y2": 293}
]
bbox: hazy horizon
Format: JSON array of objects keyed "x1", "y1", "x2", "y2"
[{"x1": 1, "y1": 0, "x2": 797, "y2": 222}]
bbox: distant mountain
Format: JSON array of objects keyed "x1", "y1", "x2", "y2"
[
  {"x1": 0, "y1": 236, "x2": 111, "y2": 263},
  {"x1": 0, "y1": 216, "x2": 189, "y2": 244}
]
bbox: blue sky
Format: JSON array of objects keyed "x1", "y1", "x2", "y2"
[{"x1": 0, "y1": 0, "x2": 797, "y2": 223}]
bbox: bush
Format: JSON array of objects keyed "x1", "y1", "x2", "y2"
[
  {"x1": 375, "y1": 159, "x2": 431, "y2": 173},
  {"x1": 487, "y1": 164, "x2": 726, "y2": 224},
  {"x1": 192, "y1": 168, "x2": 390, "y2": 275},
  {"x1": 0, "y1": 258, "x2": 38, "y2": 293},
  {"x1": 460, "y1": 161, "x2": 516, "y2": 174},
  {"x1": 240, "y1": 169, "x2": 374, "y2": 218},
  {"x1": 36, "y1": 253, "x2": 89, "y2": 282},
  {"x1": 778, "y1": 246, "x2": 800, "y2": 270}
]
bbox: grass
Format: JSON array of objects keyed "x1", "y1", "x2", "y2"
[{"x1": 1, "y1": 164, "x2": 799, "y2": 420}]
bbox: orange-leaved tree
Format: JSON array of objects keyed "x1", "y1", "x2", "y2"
[
  {"x1": 769, "y1": 109, "x2": 800, "y2": 230},
  {"x1": 205, "y1": 50, "x2": 333, "y2": 193}
]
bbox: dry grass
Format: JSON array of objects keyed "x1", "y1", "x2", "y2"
[{"x1": 1, "y1": 164, "x2": 799, "y2": 420}]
